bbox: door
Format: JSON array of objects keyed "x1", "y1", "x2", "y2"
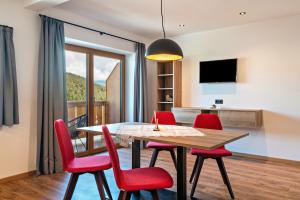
[{"x1": 65, "y1": 44, "x2": 125, "y2": 155}]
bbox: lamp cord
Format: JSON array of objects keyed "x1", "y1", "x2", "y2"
[{"x1": 161, "y1": 0, "x2": 166, "y2": 38}]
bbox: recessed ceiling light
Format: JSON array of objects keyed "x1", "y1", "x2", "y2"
[{"x1": 239, "y1": 11, "x2": 247, "y2": 16}]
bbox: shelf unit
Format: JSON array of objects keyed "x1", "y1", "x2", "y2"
[{"x1": 157, "y1": 61, "x2": 182, "y2": 111}]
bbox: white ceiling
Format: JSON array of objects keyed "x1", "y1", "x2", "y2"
[{"x1": 58, "y1": 0, "x2": 300, "y2": 39}]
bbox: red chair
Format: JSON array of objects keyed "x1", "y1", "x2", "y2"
[
  {"x1": 189, "y1": 114, "x2": 234, "y2": 199},
  {"x1": 54, "y1": 119, "x2": 113, "y2": 200},
  {"x1": 146, "y1": 111, "x2": 177, "y2": 169},
  {"x1": 102, "y1": 125, "x2": 173, "y2": 200}
]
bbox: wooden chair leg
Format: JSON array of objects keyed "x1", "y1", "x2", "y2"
[
  {"x1": 190, "y1": 157, "x2": 204, "y2": 198},
  {"x1": 64, "y1": 173, "x2": 79, "y2": 200},
  {"x1": 216, "y1": 158, "x2": 235, "y2": 199},
  {"x1": 149, "y1": 149, "x2": 159, "y2": 167},
  {"x1": 169, "y1": 150, "x2": 177, "y2": 170},
  {"x1": 93, "y1": 172, "x2": 106, "y2": 200},
  {"x1": 150, "y1": 190, "x2": 160, "y2": 200},
  {"x1": 100, "y1": 171, "x2": 113, "y2": 200},
  {"x1": 189, "y1": 155, "x2": 200, "y2": 183}
]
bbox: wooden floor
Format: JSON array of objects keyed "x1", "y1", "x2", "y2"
[{"x1": 0, "y1": 148, "x2": 300, "y2": 200}]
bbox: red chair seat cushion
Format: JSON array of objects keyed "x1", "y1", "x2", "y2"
[
  {"x1": 66, "y1": 155, "x2": 112, "y2": 173},
  {"x1": 120, "y1": 167, "x2": 173, "y2": 191},
  {"x1": 146, "y1": 142, "x2": 176, "y2": 150},
  {"x1": 190, "y1": 146, "x2": 232, "y2": 158}
]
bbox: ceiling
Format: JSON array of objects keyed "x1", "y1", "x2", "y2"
[{"x1": 58, "y1": 0, "x2": 300, "y2": 39}]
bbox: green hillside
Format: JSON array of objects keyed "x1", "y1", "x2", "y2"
[{"x1": 66, "y1": 72, "x2": 106, "y2": 101}]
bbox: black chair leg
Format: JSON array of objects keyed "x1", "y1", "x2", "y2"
[
  {"x1": 189, "y1": 155, "x2": 200, "y2": 183},
  {"x1": 169, "y1": 150, "x2": 177, "y2": 170},
  {"x1": 149, "y1": 149, "x2": 160, "y2": 167},
  {"x1": 64, "y1": 173, "x2": 79, "y2": 200},
  {"x1": 93, "y1": 172, "x2": 106, "y2": 200},
  {"x1": 78, "y1": 137, "x2": 86, "y2": 150},
  {"x1": 124, "y1": 191, "x2": 132, "y2": 200},
  {"x1": 150, "y1": 190, "x2": 160, "y2": 200},
  {"x1": 216, "y1": 158, "x2": 235, "y2": 199},
  {"x1": 100, "y1": 171, "x2": 113, "y2": 200},
  {"x1": 190, "y1": 157, "x2": 204, "y2": 198},
  {"x1": 118, "y1": 190, "x2": 125, "y2": 200}
]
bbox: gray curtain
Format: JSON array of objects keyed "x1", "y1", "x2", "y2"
[
  {"x1": 134, "y1": 43, "x2": 148, "y2": 122},
  {"x1": 0, "y1": 26, "x2": 19, "y2": 126},
  {"x1": 37, "y1": 16, "x2": 67, "y2": 175}
]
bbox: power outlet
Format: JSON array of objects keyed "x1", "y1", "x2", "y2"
[{"x1": 215, "y1": 99, "x2": 223, "y2": 104}]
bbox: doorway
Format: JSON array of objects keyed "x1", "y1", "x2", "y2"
[{"x1": 65, "y1": 44, "x2": 125, "y2": 156}]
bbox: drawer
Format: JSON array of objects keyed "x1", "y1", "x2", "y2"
[{"x1": 219, "y1": 110, "x2": 262, "y2": 128}]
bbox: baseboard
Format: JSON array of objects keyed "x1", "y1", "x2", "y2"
[
  {"x1": 0, "y1": 170, "x2": 36, "y2": 184},
  {"x1": 232, "y1": 152, "x2": 300, "y2": 167}
]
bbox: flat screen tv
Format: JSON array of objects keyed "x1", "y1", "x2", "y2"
[{"x1": 199, "y1": 59, "x2": 237, "y2": 83}]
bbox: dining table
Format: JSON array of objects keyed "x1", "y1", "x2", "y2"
[{"x1": 77, "y1": 122, "x2": 249, "y2": 200}]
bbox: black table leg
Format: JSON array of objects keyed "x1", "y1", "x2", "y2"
[
  {"x1": 177, "y1": 146, "x2": 187, "y2": 200},
  {"x1": 132, "y1": 139, "x2": 141, "y2": 168},
  {"x1": 132, "y1": 139, "x2": 141, "y2": 197}
]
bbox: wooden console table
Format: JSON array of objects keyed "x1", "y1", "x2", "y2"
[{"x1": 172, "y1": 107, "x2": 263, "y2": 129}]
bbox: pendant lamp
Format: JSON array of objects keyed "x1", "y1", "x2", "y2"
[{"x1": 145, "y1": 0, "x2": 183, "y2": 61}]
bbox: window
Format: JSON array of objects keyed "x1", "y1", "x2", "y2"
[{"x1": 65, "y1": 44, "x2": 125, "y2": 155}]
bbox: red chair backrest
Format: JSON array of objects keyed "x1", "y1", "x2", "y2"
[
  {"x1": 102, "y1": 125, "x2": 122, "y2": 188},
  {"x1": 193, "y1": 113, "x2": 223, "y2": 130},
  {"x1": 151, "y1": 111, "x2": 176, "y2": 125},
  {"x1": 54, "y1": 119, "x2": 75, "y2": 171}
]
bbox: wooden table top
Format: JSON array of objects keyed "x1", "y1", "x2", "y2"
[{"x1": 77, "y1": 123, "x2": 249, "y2": 150}]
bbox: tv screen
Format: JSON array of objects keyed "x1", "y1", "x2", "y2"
[{"x1": 199, "y1": 59, "x2": 237, "y2": 83}]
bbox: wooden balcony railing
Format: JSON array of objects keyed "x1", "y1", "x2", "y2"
[{"x1": 67, "y1": 101, "x2": 108, "y2": 125}]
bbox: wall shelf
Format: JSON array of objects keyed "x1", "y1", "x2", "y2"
[
  {"x1": 158, "y1": 88, "x2": 173, "y2": 90},
  {"x1": 172, "y1": 107, "x2": 263, "y2": 129},
  {"x1": 156, "y1": 61, "x2": 182, "y2": 111},
  {"x1": 158, "y1": 74, "x2": 174, "y2": 77}
]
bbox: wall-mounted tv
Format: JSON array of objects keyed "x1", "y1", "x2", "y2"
[{"x1": 199, "y1": 59, "x2": 237, "y2": 83}]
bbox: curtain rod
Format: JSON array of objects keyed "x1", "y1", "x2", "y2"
[
  {"x1": 39, "y1": 14, "x2": 140, "y2": 44},
  {"x1": 0, "y1": 24, "x2": 13, "y2": 29}
]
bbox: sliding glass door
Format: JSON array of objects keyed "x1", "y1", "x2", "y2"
[
  {"x1": 92, "y1": 55, "x2": 122, "y2": 149},
  {"x1": 65, "y1": 50, "x2": 88, "y2": 153},
  {"x1": 65, "y1": 44, "x2": 125, "y2": 156}
]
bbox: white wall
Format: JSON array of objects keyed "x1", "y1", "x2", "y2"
[
  {"x1": 172, "y1": 15, "x2": 300, "y2": 161},
  {"x1": 146, "y1": 60, "x2": 157, "y2": 121},
  {"x1": 0, "y1": 0, "x2": 151, "y2": 179},
  {"x1": 0, "y1": 0, "x2": 40, "y2": 179}
]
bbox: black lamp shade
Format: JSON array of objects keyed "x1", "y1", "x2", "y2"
[{"x1": 145, "y1": 38, "x2": 183, "y2": 61}]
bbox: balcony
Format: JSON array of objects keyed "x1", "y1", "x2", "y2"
[
  {"x1": 67, "y1": 100, "x2": 107, "y2": 124},
  {"x1": 67, "y1": 100, "x2": 109, "y2": 155}
]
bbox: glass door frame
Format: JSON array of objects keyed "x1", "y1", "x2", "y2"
[{"x1": 65, "y1": 43, "x2": 126, "y2": 156}]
